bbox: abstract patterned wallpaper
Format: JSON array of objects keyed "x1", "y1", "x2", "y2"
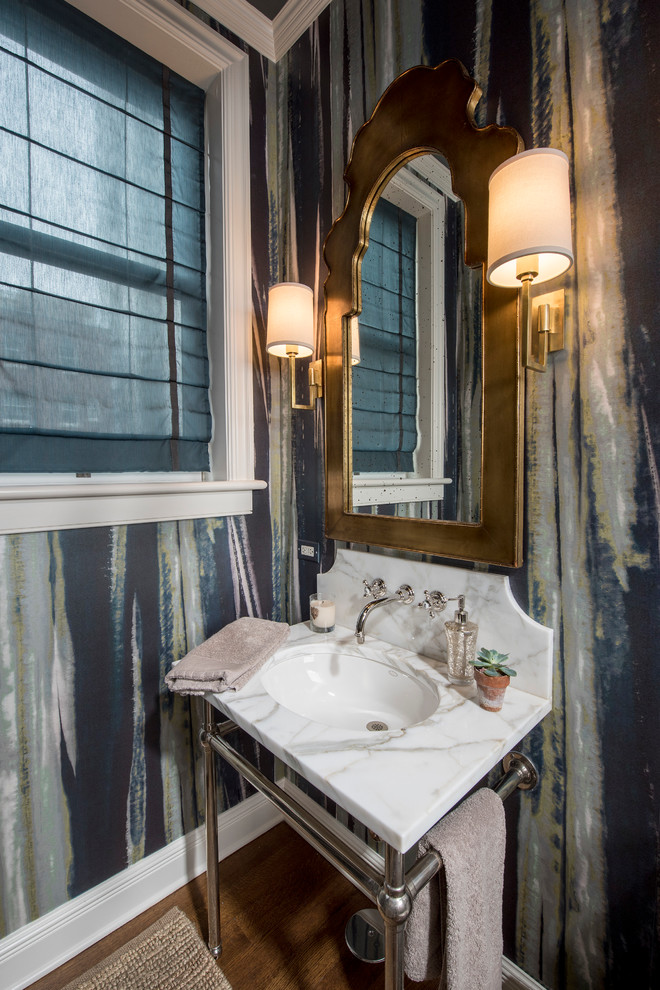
[
  {"x1": 276, "y1": 3, "x2": 659, "y2": 986},
  {"x1": 1, "y1": 2, "x2": 658, "y2": 990}
]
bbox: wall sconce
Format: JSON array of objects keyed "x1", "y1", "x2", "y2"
[
  {"x1": 266, "y1": 282, "x2": 323, "y2": 409},
  {"x1": 487, "y1": 148, "x2": 573, "y2": 372}
]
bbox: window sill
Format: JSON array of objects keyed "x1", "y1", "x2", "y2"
[
  {"x1": 0, "y1": 479, "x2": 267, "y2": 534},
  {"x1": 352, "y1": 476, "x2": 452, "y2": 507}
]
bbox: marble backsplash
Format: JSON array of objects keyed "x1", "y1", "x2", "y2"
[{"x1": 317, "y1": 549, "x2": 553, "y2": 701}]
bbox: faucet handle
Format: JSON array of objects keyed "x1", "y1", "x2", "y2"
[
  {"x1": 363, "y1": 578, "x2": 387, "y2": 599},
  {"x1": 417, "y1": 589, "x2": 448, "y2": 618}
]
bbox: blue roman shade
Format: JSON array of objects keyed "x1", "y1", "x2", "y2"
[
  {"x1": 352, "y1": 198, "x2": 417, "y2": 473},
  {"x1": 0, "y1": 0, "x2": 210, "y2": 473}
]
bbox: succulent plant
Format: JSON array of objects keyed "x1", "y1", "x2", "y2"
[{"x1": 469, "y1": 647, "x2": 517, "y2": 678}]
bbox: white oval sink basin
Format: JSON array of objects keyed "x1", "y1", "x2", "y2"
[{"x1": 261, "y1": 643, "x2": 438, "y2": 731}]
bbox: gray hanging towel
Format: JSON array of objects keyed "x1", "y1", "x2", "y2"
[
  {"x1": 405, "y1": 787, "x2": 505, "y2": 990},
  {"x1": 165, "y1": 617, "x2": 290, "y2": 695}
]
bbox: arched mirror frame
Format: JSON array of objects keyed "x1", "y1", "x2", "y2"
[{"x1": 323, "y1": 60, "x2": 526, "y2": 567}]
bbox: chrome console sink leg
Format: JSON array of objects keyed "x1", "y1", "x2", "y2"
[
  {"x1": 379, "y1": 845, "x2": 410, "y2": 990},
  {"x1": 201, "y1": 701, "x2": 222, "y2": 959}
]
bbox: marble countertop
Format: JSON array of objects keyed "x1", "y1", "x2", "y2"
[{"x1": 206, "y1": 621, "x2": 551, "y2": 852}]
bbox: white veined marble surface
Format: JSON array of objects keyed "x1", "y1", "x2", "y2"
[
  {"x1": 207, "y1": 550, "x2": 552, "y2": 851},
  {"x1": 318, "y1": 549, "x2": 553, "y2": 699}
]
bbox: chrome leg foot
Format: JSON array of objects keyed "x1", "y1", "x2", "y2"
[
  {"x1": 209, "y1": 942, "x2": 223, "y2": 960},
  {"x1": 345, "y1": 908, "x2": 385, "y2": 963}
]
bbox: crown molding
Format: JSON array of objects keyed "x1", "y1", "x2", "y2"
[
  {"x1": 194, "y1": 0, "x2": 333, "y2": 61},
  {"x1": 194, "y1": 0, "x2": 275, "y2": 59},
  {"x1": 272, "y1": 0, "x2": 332, "y2": 59}
]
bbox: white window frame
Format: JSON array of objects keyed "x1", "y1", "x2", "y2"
[
  {"x1": 352, "y1": 157, "x2": 455, "y2": 508},
  {"x1": 0, "y1": 0, "x2": 265, "y2": 534}
]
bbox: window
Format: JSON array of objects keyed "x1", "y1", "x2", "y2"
[
  {"x1": 1, "y1": 0, "x2": 210, "y2": 473},
  {"x1": 0, "y1": 0, "x2": 262, "y2": 533},
  {"x1": 352, "y1": 157, "x2": 456, "y2": 509},
  {"x1": 352, "y1": 198, "x2": 418, "y2": 474}
]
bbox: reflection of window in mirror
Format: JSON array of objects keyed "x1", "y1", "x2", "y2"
[{"x1": 352, "y1": 156, "x2": 460, "y2": 518}]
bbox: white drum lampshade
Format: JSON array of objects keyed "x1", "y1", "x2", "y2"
[
  {"x1": 487, "y1": 148, "x2": 573, "y2": 288},
  {"x1": 266, "y1": 282, "x2": 315, "y2": 357},
  {"x1": 349, "y1": 315, "x2": 361, "y2": 365}
]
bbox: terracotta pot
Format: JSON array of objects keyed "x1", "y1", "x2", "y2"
[{"x1": 474, "y1": 668, "x2": 510, "y2": 712}]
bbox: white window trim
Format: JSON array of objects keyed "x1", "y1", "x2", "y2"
[
  {"x1": 0, "y1": 0, "x2": 266, "y2": 534},
  {"x1": 352, "y1": 159, "x2": 455, "y2": 508},
  {"x1": 352, "y1": 475, "x2": 452, "y2": 507}
]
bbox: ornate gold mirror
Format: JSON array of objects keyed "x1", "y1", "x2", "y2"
[{"x1": 323, "y1": 60, "x2": 525, "y2": 566}]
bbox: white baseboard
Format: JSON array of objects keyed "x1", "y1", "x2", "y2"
[
  {"x1": 0, "y1": 793, "x2": 282, "y2": 990},
  {"x1": 502, "y1": 955, "x2": 547, "y2": 989},
  {"x1": 0, "y1": 784, "x2": 543, "y2": 990}
]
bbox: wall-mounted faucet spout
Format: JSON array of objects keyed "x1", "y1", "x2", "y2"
[{"x1": 355, "y1": 584, "x2": 415, "y2": 644}]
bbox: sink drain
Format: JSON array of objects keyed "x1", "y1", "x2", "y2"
[{"x1": 366, "y1": 720, "x2": 389, "y2": 732}]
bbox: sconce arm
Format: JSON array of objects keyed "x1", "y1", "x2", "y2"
[
  {"x1": 521, "y1": 276, "x2": 547, "y2": 372},
  {"x1": 287, "y1": 351, "x2": 323, "y2": 410}
]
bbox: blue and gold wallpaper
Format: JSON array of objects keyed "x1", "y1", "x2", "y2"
[{"x1": 1, "y1": 2, "x2": 658, "y2": 988}]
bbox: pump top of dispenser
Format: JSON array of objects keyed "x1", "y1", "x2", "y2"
[{"x1": 453, "y1": 595, "x2": 470, "y2": 624}]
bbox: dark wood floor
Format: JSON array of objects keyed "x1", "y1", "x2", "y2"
[{"x1": 27, "y1": 822, "x2": 438, "y2": 990}]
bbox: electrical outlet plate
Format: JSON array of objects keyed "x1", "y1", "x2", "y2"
[{"x1": 298, "y1": 540, "x2": 320, "y2": 563}]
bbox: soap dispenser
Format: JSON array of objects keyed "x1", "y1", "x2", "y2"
[{"x1": 445, "y1": 595, "x2": 478, "y2": 684}]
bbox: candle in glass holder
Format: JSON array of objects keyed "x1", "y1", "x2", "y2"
[{"x1": 309, "y1": 596, "x2": 335, "y2": 633}]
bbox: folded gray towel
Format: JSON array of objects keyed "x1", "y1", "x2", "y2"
[
  {"x1": 165, "y1": 617, "x2": 290, "y2": 695},
  {"x1": 405, "y1": 788, "x2": 505, "y2": 990}
]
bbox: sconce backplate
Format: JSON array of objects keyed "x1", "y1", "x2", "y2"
[{"x1": 531, "y1": 288, "x2": 565, "y2": 353}]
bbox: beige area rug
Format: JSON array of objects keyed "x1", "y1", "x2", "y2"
[{"x1": 62, "y1": 907, "x2": 232, "y2": 990}]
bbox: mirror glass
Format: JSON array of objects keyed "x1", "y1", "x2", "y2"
[{"x1": 350, "y1": 154, "x2": 481, "y2": 523}]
